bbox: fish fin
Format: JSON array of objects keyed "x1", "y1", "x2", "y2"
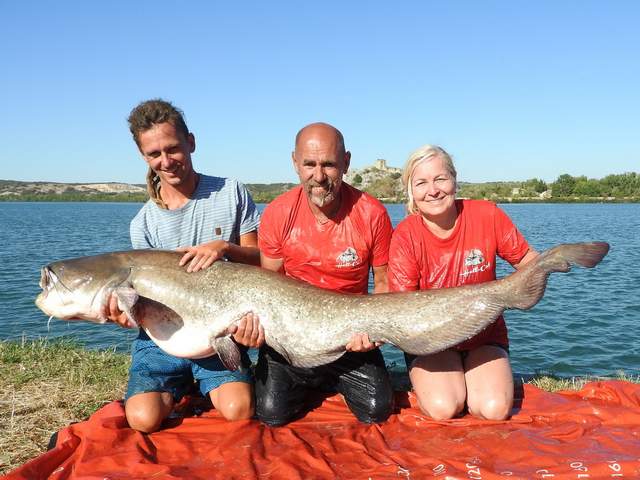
[
  {"x1": 114, "y1": 284, "x2": 139, "y2": 328},
  {"x1": 498, "y1": 241, "x2": 609, "y2": 310},
  {"x1": 213, "y1": 336, "x2": 242, "y2": 371}
]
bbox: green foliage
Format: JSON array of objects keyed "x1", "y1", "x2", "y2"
[
  {"x1": 550, "y1": 172, "x2": 640, "y2": 199},
  {"x1": 0, "y1": 192, "x2": 149, "y2": 202},
  {"x1": 457, "y1": 181, "x2": 521, "y2": 200},
  {"x1": 365, "y1": 177, "x2": 402, "y2": 200},
  {"x1": 1, "y1": 173, "x2": 639, "y2": 205},
  {"x1": 552, "y1": 174, "x2": 577, "y2": 197},
  {"x1": 523, "y1": 178, "x2": 548, "y2": 194},
  {"x1": 246, "y1": 183, "x2": 296, "y2": 203},
  {"x1": 573, "y1": 177, "x2": 602, "y2": 197}
]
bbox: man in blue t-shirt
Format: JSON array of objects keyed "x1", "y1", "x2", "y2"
[{"x1": 105, "y1": 99, "x2": 264, "y2": 433}]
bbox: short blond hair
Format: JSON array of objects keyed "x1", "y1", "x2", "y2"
[{"x1": 402, "y1": 145, "x2": 457, "y2": 215}]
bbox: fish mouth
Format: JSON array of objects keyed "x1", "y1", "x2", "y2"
[
  {"x1": 39, "y1": 266, "x2": 72, "y2": 296},
  {"x1": 35, "y1": 265, "x2": 78, "y2": 318}
]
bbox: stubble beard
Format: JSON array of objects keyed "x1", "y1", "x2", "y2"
[{"x1": 306, "y1": 179, "x2": 338, "y2": 208}]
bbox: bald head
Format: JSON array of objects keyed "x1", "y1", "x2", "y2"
[{"x1": 294, "y1": 122, "x2": 345, "y2": 156}]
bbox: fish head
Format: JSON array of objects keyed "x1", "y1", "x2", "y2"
[{"x1": 35, "y1": 253, "x2": 131, "y2": 323}]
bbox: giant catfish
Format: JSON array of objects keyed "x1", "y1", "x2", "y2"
[{"x1": 35, "y1": 242, "x2": 609, "y2": 370}]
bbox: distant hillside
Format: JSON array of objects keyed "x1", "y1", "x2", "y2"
[
  {"x1": 245, "y1": 183, "x2": 297, "y2": 203},
  {"x1": 0, "y1": 180, "x2": 148, "y2": 202},
  {"x1": 1, "y1": 169, "x2": 639, "y2": 203},
  {"x1": 0, "y1": 180, "x2": 296, "y2": 203}
]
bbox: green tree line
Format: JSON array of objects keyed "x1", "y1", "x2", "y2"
[
  {"x1": 0, "y1": 192, "x2": 149, "y2": 202},
  {"x1": 551, "y1": 172, "x2": 640, "y2": 198},
  {"x1": 1, "y1": 173, "x2": 638, "y2": 203}
]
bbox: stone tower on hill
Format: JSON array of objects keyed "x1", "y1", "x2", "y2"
[
  {"x1": 343, "y1": 159, "x2": 404, "y2": 200},
  {"x1": 373, "y1": 159, "x2": 401, "y2": 173}
]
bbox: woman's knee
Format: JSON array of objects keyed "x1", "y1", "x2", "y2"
[
  {"x1": 467, "y1": 396, "x2": 512, "y2": 420},
  {"x1": 418, "y1": 394, "x2": 465, "y2": 420}
]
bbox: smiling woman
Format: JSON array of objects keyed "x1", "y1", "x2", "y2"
[
  {"x1": 389, "y1": 144, "x2": 540, "y2": 422},
  {"x1": 403, "y1": 145, "x2": 458, "y2": 238}
]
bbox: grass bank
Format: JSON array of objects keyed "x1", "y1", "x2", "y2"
[
  {"x1": 0, "y1": 339, "x2": 636, "y2": 475},
  {"x1": 0, "y1": 338, "x2": 129, "y2": 475}
]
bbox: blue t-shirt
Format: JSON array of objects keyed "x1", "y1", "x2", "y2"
[{"x1": 130, "y1": 175, "x2": 259, "y2": 250}]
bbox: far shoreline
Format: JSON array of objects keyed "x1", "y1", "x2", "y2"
[{"x1": 1, "y1": 196, "x2": 639, "y2": 204}]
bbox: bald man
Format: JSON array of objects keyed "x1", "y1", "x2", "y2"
[{"x1": 255, "y1": 123, "x2": 394, "y2": 426}]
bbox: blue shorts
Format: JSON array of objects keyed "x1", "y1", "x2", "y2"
[{"x1": 125, "y1": 330, "x2": 252, "y2": 402}]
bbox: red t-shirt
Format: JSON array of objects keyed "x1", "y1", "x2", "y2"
[
  {"x1": 388, "y1": 199, "x2": 531, "y2": 350},
  {"x1": 259, "y1": 183, "x2": 392, "y2": 294}
]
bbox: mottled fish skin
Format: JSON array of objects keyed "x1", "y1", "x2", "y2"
[{"x1": 35, "y1": 242, "x2": 609, "y2": 369}]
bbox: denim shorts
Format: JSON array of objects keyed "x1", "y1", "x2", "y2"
[{"x1": 125, "y1": 330, "x2": 252, "y2": 402}]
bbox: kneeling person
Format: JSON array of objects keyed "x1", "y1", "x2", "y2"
[
  {"x1": 255, "y1": 122, "x2": 394, "y2": 426},
  {"x1": 105, "y1": 99, "x2": 263, "y2": 432}
]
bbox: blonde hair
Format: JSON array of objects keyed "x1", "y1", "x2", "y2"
[
  {"x1": 146, "y1": 167, "x2": 166, "y2": 209},
  {"x1": 402, "y1": 145, "x2": 457, "y2": 215}
]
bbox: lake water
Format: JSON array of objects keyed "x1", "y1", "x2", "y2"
[{"x1": 1, "y1": 202, "x2": 638, "y2": 377}]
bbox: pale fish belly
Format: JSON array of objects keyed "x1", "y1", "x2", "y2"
[{"x1": 144, "y1": 325, "x2": 216, "y2": 359}]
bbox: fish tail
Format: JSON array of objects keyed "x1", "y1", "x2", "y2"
[{"x1": 496, "y1": 241, "x2": 609, "y2": 310}]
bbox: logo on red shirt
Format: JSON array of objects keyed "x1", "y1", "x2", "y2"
[
  {"x1": 460, "y1": 248, "x2": 491, "y2": 278},
  {"x1": 464, "y1": 249, "x2": 485, "y2": 266},
  {"x1": 336, "y1": 247, "x2": 361, "y2": 268}
]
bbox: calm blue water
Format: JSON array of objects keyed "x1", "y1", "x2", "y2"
[{"x1": 1, "y1": 202, "x2": 638, "y2": 377}]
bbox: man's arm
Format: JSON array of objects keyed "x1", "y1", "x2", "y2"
[
  {"x1": 371, "y1": 264, "x2": 389, "y2": 294},
  {"x1": 228, "y1": 230, "x2": 261, "y2": 265},
  {"x1": 177, "y1": 230, "x2": 260, "y2": 272},
  {"x1": 513, "y1": 249, "x2": 539, "y2": 270},
  {"x1": 260, "y1": 252, "x2": 285, "y2": 273}
]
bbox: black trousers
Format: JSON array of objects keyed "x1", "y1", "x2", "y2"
[{"x1": 255, "y1": 345, "x2": 393, "y2": 426}]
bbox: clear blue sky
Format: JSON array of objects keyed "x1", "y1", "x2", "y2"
[{"x1": 2, "y1": 1, "x2": 638, "y2": 185}]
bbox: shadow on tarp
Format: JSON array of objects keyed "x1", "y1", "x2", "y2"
[{"x1": 4, "y1": 380, "x2": 640, "y2": 479}]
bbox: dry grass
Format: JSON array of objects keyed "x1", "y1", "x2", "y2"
[
  {"x1": 0, "y1": 338, "x2": 129, "y2": 475},
  {"x1": 528, "y1": 370, "x2": 639, "y2": 392}
]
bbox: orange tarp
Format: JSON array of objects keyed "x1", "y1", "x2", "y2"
[{"x1": 4, "y1": 380, "x2": 640, "y2": 479}]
